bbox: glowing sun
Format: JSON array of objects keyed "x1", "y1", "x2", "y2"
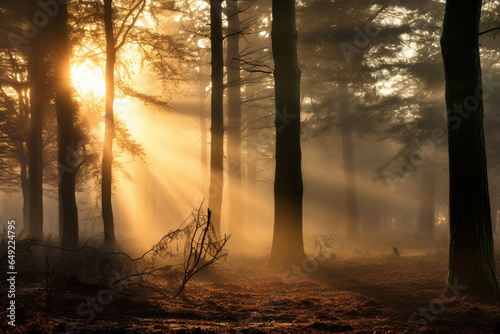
[{"x1": 72, "y1": 62, "x2": 106, "y2": 97}]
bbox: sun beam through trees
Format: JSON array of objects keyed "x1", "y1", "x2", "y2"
[{"x1": 1, "y1": 0, "x2": 500, "y2": 332}]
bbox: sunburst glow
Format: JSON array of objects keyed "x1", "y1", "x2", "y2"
[{"x1": 72, "y1": 62, "x2": 106, "y2": 97}]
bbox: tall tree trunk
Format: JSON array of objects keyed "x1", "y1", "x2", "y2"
[
  {"x1": 54, "y1": 2, "x2": 79, "y2": 247},
  {"x1": 419, "y1": 168, "x2": 436, "y2": 238},
  {"x1": 441, "y1": 0, "x2": 499, "y2": 294},
  {"x1": 28, "y1": 33, "x2": 44, "y2": 240},
  {"x1": 20, "y1": 161, "x2": 29, "y2": 231},
  {"x1": 339, "y1": 80, "x2": 359, "y2": 241},
  {"x1": 209, "y1": 0, "x2": 224, "y2": 236},
  {"x1": 102, "y1": 0, "x2": 117, "y2": 245},
  {"x1": 199, "y1": 55, "x2": 209, "y2": 190},
  {"x1": 226, "y1": 0, "x2": 242, "y2": 234},
  {"x1": 267, "y1": 0, "x2": 305, "y2": 269},
  {"x1": 246, "y1": 143, "x2": 257, "y2": 229},
  {"x1": 244, "y1": 85, "x2": 258, "y2": 232},
  {"x1": 18, "y1": 85, "x2": 30, "y2": 232}
]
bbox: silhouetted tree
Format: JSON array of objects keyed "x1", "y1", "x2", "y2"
[
  {"x1": 102, "y1": 0, "x2": 146, "y2": 245},
  {"x1": 267, "y1": 0, "x2": 305, "y2": 268},
  {"x1": 27, "y1": 8, "x2": 47, "y2": 240},
  {"x1": 53, "y1": 1, "x2": 80, "y2": 246},
  {"x1": 208, "y1": 0, "x2": 224, "y2": 236},
  {"x1": 226, "y1": 0, "x2": 242, "y2": 234},
  {"x1": 102, "y1": 0, "x2": 117, "y2": 245},
  {"x1": 441, "y1": 0, "x2": 499, "y2": 294}
]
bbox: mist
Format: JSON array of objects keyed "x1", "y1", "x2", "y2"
[{"x1": 1, "y1": 0, "x2": 500, "y2": 333}]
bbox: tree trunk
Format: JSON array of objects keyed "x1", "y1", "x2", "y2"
[
  {"x1": 244, "y1": 85, "x2": 258, "y2": 233},
  {"x1": 28, "y1": 32, "x2": 44, "y2": 240},
  {"x1": 339, "y1": 81, "x2": 359, "y2": 242},
  {"x1": 245, "y1": 127, "x2": 258, "y2": 232},
  {"x1": 267, "y1": 0, "x2": 305, "y2": 269},
  {"x1": 441, "y1": 0, "x2": 499, "y2": 294},
  {"x1": 208, "y1": 0, "x2": 224, "y2": 236},
  {"x1": 18, "y1": 85, "x2": 30, "y2": 232},
  {"x1": 20, "y1": 160, "x2": 29, "y2": 231},
  {"x1": 246, "y1": 144, "x2": 257, "y2": 228},
  {"x1": 102, "y1": 0, "x2": 117, "y2": 245},
  {"x1": 199, "y1": 54, "x2": 209, "y2": 190},
  {"x1": 54, "y1": 2, "x2": 79, "y2": 247},
  {"x1": 226, "y1": 0, "x2": 242, "y2": 234},
  {"x1": 419, "y1": 168, "x2": 436, "y2": 238}
]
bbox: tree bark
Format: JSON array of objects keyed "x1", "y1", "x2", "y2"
[
  {"x1": 267, "y1": 0, "x2": 305, "y2": 269},
  {"x1": 54, "y1": 1, "x2": 79, "y2": 247},
  {"x1": 28, "y1": 32, "x2": 44, "y2": 240},
  {"x1": 441, "y1": 0, "x2": 499, "y2": 294},
  {"x1": 226, "y1": 0, "x2": 242, "y2": 234},
  {"x1": 419, "y1": 168, "x2": 436, "y2": 238},
  {"x1": 102, "y1": 0, "x2": 117, "y2": 245},
  {"x1": 208, "y1": 0, "x2": 224, "y2": 236}
]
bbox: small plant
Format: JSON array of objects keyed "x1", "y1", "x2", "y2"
[
  {"x1": 111, "y1": 205, "x2": 230, "y2": 299},
  {"x1": 314, "y1": 233, "x2": 339, "y2": 261}
]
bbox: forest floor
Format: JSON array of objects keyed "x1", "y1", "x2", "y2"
[{"x1": 1, "y1": 239, "x2": 500, "y2": 334}]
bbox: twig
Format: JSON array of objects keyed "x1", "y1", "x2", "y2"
[{"x1": 479, "y1": 27, "x2": 500, "y2": 36}]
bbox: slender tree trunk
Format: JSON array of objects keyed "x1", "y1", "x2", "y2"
[
  {"x1": 339, "y1": 81, "x2": 359, "y2": 241},
  {"x1": 209, "y1": 0, "x2": 224, "y2": 236},
  {"x1": 267, "y1": 0, "x2": 305, "y2": 269},
  {"x1": 419, "y1": 168, "x2": 436, "y2": 238},
  {"x1": 246, "y1": 145, "x2": 257, "y2": 228},
  {"x1": 199, "y1": 56, "x2": 209, "y2": 190},
  {"x1": 20, "y1": 161, "x2": 29, "y2": 231},
  {"x1": 54, "y1": 2, "x2": 79, "y2": 247},
  {"x1": 244, "y1": 85, "x2": 258, "y2": 232},
  {"x1": 18, "y1": 86, "x2": 30, "y2": 231},
  {"x1": 28, "y1": 34, "x2": 44, "y2": 240},
  {"x1": 226, "y1": 0, "x2": 242, "y2": 234},
  {"x1": 441, "y1": 0, "x2": 499, "y2": 294},
  {"x1": 102, "y1": 0, "x2": 117, "y2": 245},
  {"x1": 245, "y1": 125, "x2": 258, "y2": 232}
]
